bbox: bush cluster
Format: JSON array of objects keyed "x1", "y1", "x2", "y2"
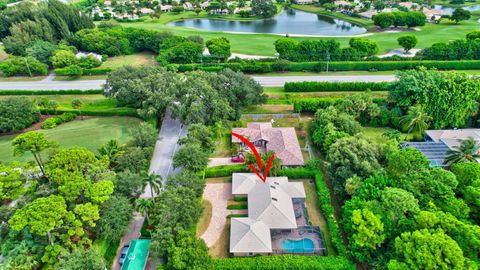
[
  {"x1": 285, "y1": 82, "x2": 389, "y2": 92},
  {"x1": 0, "y1": 56, "x2": 48, "y2": 77}
]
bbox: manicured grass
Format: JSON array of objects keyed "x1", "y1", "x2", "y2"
[
  {"x1": 197, "y1": 200, "x2": 213, "y2": 237},
  {"x1": 0, "y1": 117, "x2": 142, "y2": 163},
  {"x1": 212, "y1": 129, "x2": 233, "y2": 157},
  {"x1": 102, "y1": 51, "x2": 158, "y2": 69},
  {"x1": 293, "y1": 179, "x2": 335, "y2": 256},
  {"x1": 94, "y1": 238, "x2": 121, "y2": 267},
  {"x1": 209, "y1": 220, "x2": 230, "y2": 258},
  {"x1": 0, "y1": 76, "x2": 46, "y2": 81},
  {"x1": 117, "y1": 8, "x2": 480, "y2": 55},
  {"x1": 53, "y1": 75, "x2": 107, "y2": 81},
  {"x1": 241, "y1": 104, "x2": 293, "y2": 114},
  {"x1": 0, "y1": 94, "x2": 137, "y2": 115},
  {"x1": 361, "y1": 126, "x2": 412, "y2": 143},
  {"x1": 205, "y1": 177, "x2": 232, "y2": 183},
  {"x1": 265, "y1": 88, "x2": 389, "y2": 100}
]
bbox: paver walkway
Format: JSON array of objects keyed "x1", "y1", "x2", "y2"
[
  {"x1": 208, "y1": 158, "x2": 238, "y2": 167},
  {"x1": 201, "y1": 183, "x2": 233, "y2": 247}
]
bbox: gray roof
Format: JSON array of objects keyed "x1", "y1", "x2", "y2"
[{"x1": 230, "y1": 173, "x2": 306, "y2": 253}]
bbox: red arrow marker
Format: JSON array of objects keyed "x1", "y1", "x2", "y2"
[{"x1": 232, "y1": 132, "x2": 275, "y2": 182}]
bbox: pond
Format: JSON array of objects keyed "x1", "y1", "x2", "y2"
[
  {"x1": 168, "y1": 9, "x2": 367, "y2": 36},
  {"x1": 434, "y1": 4, "x2": 480, "y2": 14}
]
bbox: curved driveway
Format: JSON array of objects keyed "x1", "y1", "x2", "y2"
[{"x1": 0, "y1": 75, "x2": 397, "y2": 90}]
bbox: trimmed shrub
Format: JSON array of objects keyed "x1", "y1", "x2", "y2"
[
  {"x1": 227, "y1": 204, "x2": 248, "y2": 210},
  {"x1": 313, "y1": 171, "x2": 347, "y2": 256},
  {"x1": 233, "y1": 197, "x2": 248, "y2": 202},
  {"x1": 278, "y1": 167, "x2": 315, "y2": 179},
  {"x1": 83, "y1": 68, "x2": 112, "y2": 75},
  {"x1": 0, "y1": 90, "x2": 102, "y2": 95},
  {"x1": 171, "y1": 60, "x2": 480, "y2": 74},
  {"x1": 284, "y1": 81, "x2": 389, "y2": 92},
  {"x1": 55, "y1": 65, "x2": 83, "y2": 76},
  {"x1": 213, "y1": 255, "x2": 355, "y2": 270},
  {"x1": 41, "y1": 118, "x2": 57, "y2": 129},
  {"x1": 60, "y1": 112, "x2": 77, "y2": 122},
  {"x1": 204, "y1": 164, "x2": 249, "y2": 178},
  {"x1": 53, "y1": 116, "x2": 63, "y2": 125}
]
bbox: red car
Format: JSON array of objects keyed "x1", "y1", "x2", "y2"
[{"x1": 231, "y1": 153, "x2": 245, "y2": 163}]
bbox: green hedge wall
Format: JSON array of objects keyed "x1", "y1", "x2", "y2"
[
  {"x1": 293, "y1": 97, "x2": 386, "y2": 113},
  {"x1": 204, "y1": 164, "x2": 249, "y2": 178},
  {"x1": 212, "y1": 255, "x2": 355, "y2": 270},
  {"x1": 55, "y1": 67, "x2": 112, "y2": 76},
  {"x1": 39, "y1": 108, "x2": 138, "y2": 117},
  {"x1": 284, "y1": 82, "x2": 389, "y2": 92},
  {"x1": 0, "y1": 90, "x2": 102, "y2": 95},
  {"x1": 170, "y1": 60, "x2": 480, "y2": 73},
  {"x1": 313, "y1": 171, "x2": 347, "y2": 256}
]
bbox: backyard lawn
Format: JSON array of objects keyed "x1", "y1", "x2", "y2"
[
  {"x1": 362, "y1": 126, "x2": 412, "y2": 143},
  {"x1": 102, "y1": 52, "x2": 158, "y2": 69},
  {"x1": 0, "y1": 94, "x2": 137, "y2": 115},
  {"x1": 0, "y1": 116, "x2": 142, "y2": 163}
]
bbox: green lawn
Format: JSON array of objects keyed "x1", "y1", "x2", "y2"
[
  {"x1": 0, "y1": 94, "x2": 137, "y2": 115},
  {"x1": 117, "y1": 7, "x2": 480, "y2": 56},
  {"x1": 102, "y1": 51, "x2": 158, "y2": 69},
  {"x1": 361, "y1": 126, "x2": 413, "y2": 143},
  {"x1": 0, "y1": 117, "x2": 141, "y2": 163}
]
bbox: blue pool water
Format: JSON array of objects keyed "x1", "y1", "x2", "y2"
[{"x1": 281, "y1": 238, "x2": 315, "y2": 253}]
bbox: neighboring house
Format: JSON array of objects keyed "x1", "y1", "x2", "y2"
[
  {"x1": 232, "y1": 122, "x2": 305, "y2": 167},
  {"x1": 358, "y1": 9, "x2": 377, "y2": 19},
  {"x1": 160, "y1": 5, "x2": 172, "y2": 12},
  {"x1": 230, "y1": 173, "x2": 325, "y2": 256},
  {"x1": 75, "y1": 52, "x2": 103, "y2": 62},
  {"x1": 210, "y1": 8, "x2": 229, "y2": 15},
  {"x1": 121, "y1": 239, "x2": 151, "y2": 270},
  {"x1": 183, "y1": 2, "x2": 193, "y2": 10},
  {"x1": 200, "y1": 1, "x2": 210, "y2": 9},
  {"x1": 139, "y1": 7, "x2": 154, "y2": 15},
  {"x1": 402, "y1": 129, "x2": 480, "y2": 167}
]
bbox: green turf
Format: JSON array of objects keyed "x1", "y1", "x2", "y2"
[
  {"x1": 102, "y1": 51, "x2": 158, "y2": 69},
  {"x1": 0, "y1": 117, "x2": 142, "y2": 163},
  {"x1": 117, "y1": 7, "x2": 480, "y2": 55}
]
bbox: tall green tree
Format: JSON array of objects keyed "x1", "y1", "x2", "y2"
[
  {"x1": 388, "y1": 229, "x2": 466, "y2": 270},
  {"x1": 12, "y1": 131, "x2": 55, "y2": 175},
  {"x1": 142, "y1": 173, "x2": 163, "y2": 200},
  {"x1": 136, "y1": 198, "x2": 153, "y2": 225},
  {"x1": 58, "y1": 249, "x2": 105, "y2": 270},
  {"x1": 399, "y1": 106, "x2": 431, "y2": 139},
  {"x1": 9, "y1": 195, "x2": 68, "y2": 246},
  {"x1": 444, "y1": 137, "x2": 480, "y2": 165},
  {"x1": 173, "y1": 143, "x2": 210, "y2": 172}
]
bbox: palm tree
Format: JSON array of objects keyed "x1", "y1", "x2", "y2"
[
  {"x1": 136, "y1": 198, "x2": 153, "y2": 225},
  {"x1": 444, "y1": 137, "x2": 480, "y2": 165},
  {"x1": 399, "y1": 106, "x2": 432, "y2": 140},
  {"x1": 142, "y1": 173, "x2": 162, "y2": 201}
]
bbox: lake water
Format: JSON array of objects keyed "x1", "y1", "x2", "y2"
[
  {"x1": 168, "y1": 9, "x2": 367, "y2": 36},
  {"x1": 434, "y1": 4, "x2": 480, "y2": 14}
]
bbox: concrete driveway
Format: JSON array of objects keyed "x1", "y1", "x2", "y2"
[{"x1": 201, "y1": 183, "x2": 233, "y2": 247}]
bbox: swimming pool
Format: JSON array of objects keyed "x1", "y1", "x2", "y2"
[{"x1": 281, "y1": 238, "x2": 315, "y2": 253}]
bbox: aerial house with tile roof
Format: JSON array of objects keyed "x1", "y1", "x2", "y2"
[{"x1": 232, "y1": 122, "x2": 305, "y2": 167}]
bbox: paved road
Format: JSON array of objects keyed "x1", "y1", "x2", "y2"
[{"x1": 0, "y1": 75, "x2": 397, "y2": 90}]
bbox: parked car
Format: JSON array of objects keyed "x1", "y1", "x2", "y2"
[
  {"x1": 231, "y1": 153, "x2": 245, "y2": 163},
  {"x1": 119, "y1": 244, "x2": 129, "y2": 265}
]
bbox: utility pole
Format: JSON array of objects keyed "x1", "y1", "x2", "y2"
[
  {"x1": 24, "y1": 57, "x2": 32, "y2": 77},
  {"x1": 326, "y1": 52, "x2": 330, "y2": 73}
]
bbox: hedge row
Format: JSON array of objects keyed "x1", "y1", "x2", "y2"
[
  {"x1": 284, "y1": 81, "x2": 389, "y2": 92},
  {"x1": 204, "y1": 164, "x2": 249, "y2": 178},
  {"x1": 293, "y1": 97, "x2": 386, "y2": 113},
  {"x1": 313, "y1": 171, "x2": 347, "y2": 256},
  {"x1": 203, "y1": 165, "x2": 316, "y2": 179},
  {"x1": 227, "y1": 204, "x2": 248, "y2": 210},
  {"x1": 170, "y1": 60, "x2": 480, "y2": 74},
  {"x1": 39, "y1": 108, "x2": 138, "y2": 117},
  {"x1": 0, "y1": 89, "x2": 102, "y2": 95},
  {"x1": 212, "y1": 255, "x2": 355, "y2": 270},
  {"x1": 55, "y1": 67, "x2": 112, "y2": 76}
]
